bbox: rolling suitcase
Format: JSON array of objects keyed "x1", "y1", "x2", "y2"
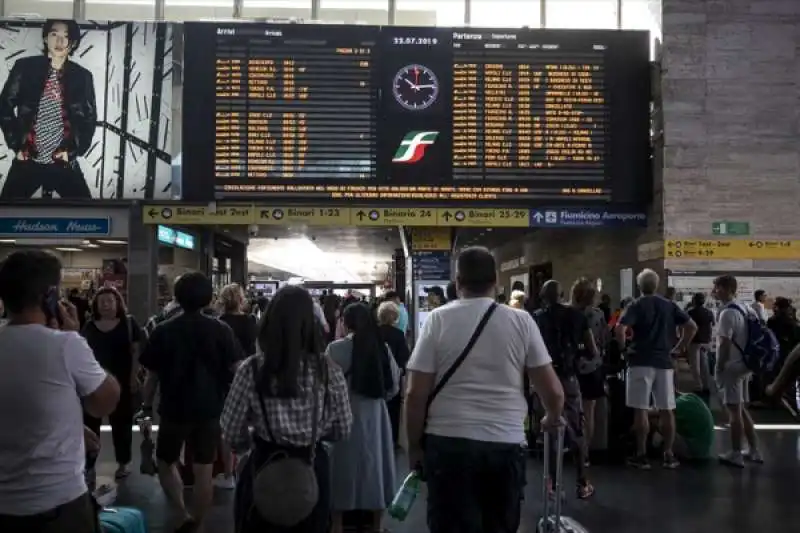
[
  {"x1": 537, "y1": 426, "x2": 589, "y2": 533},
  {"x1": 99, "y1": 507, "x2": 147, "y2": 533}
]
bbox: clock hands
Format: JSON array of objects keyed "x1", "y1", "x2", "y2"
[{"x1": 403, "y1": 77, "x2": 435, "y2": 92}]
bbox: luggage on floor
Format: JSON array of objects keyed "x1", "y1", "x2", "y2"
[
  {"x1": 99, "y1": 507, "x2": 147, "y2": 533},
  {"x1": 537, "y1": 426, "x2": 589, "y2": 533}
]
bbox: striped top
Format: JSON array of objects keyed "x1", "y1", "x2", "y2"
[{"x1": 33, "y1": 69, "x2": 65, "y2": 164}]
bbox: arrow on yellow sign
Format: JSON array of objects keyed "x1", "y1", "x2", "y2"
[{"x1": 665, "y1": 238, "x2": 800, "y2": 260}]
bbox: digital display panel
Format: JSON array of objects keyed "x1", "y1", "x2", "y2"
[
  {"x1": 451, "y1": 31, "x2": 605, "y2": 182},
  {"x1": 183, "y1": 23, "x2": 650, "y2": 205},
  {"x1": 187, "y1": 23, "x2": 377, "y2": 195}
]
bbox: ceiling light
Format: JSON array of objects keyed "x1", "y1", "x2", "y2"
[
  {"x1": 96, "y1": 239, "x2": 127, "y2": 245},
  {"x1": 0, "y1": 239, "x2": 15, "y2": 244},
  {"x1": 83, "y1": 243, "x2": 100, "y2": 248},
  {"x1": 55, "y1": 247, "x2": 83, "y2": 252}
]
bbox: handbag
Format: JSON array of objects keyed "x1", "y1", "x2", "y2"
[
  {"x1": 422, "y1": 303, "x2": 497, "y2": 439},
  {"x1": 249, "y1": 357, "x2": 325, "y2": 527}
]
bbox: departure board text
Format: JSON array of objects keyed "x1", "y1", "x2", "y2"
[
  {"x1": 452, "y1": 31, "x2": 606, "y2": 182},
  {"x1": 213, "y1": 25, "x2": 377, "y2": 184},
  {"x1": 217, "y1": 182, "x2": 608, "y2": 201}
]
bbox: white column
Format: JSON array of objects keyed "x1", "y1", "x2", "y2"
[
  {"x1": 73, "y1": 0, "x2": 86, "y2": 20},
  {"x1": 155, "y1": 0, "x2": 165, "y2": 20},
  {"x1": 540, "y1": 0, "x2": 547, "y2": 28}
]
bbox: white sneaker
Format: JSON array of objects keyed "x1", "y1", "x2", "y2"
[
  {"x1": 213, "y1": 474, "x2": 236, "y2": 490},
  {"x1": 718, "y1": 450, "x2": 745, "y2": 468},
  {"x1": 744, "y1": 449, "x2": 764, "y2": 464}
]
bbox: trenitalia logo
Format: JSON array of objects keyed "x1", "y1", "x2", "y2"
[{"x1": 392, "y1": 131, "x2": 439, "y2": 163}]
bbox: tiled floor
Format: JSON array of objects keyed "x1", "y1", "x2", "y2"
[{"x1": 98, "y1": 421, "x2": 800, "y2": 533}]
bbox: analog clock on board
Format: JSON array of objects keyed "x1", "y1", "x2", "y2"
[{"x1": 392, "y1": 64, "x2": 440, "y2": 111}]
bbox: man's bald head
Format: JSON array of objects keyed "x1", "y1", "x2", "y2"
[{"x1": 541, "y1": 280, "x2": 561, "y2": 305}]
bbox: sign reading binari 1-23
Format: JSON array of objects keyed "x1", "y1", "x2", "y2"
[{"x1": 0, "y1": 18, "x2": 177, "y2": 200}]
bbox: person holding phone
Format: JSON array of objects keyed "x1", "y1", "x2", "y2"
[{"x1": 0, "y1": 250, "x2": 120, "y2": 532}]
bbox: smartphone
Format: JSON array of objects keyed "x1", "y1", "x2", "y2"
[{"x1": 42, "y1": 287, "x2": 62, "y2": 325}]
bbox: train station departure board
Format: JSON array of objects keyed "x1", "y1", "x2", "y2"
[
  {"x1": 451, "y1": 32, "x2": 605, "y2": 181},
  {"x1": 182, "y1": 23, "x2": 650, "y2": 205},
  {"x1": 209, "y1": 24, "x2": 376, "y2": 187}
]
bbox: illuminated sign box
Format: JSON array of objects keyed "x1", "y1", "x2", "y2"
[{"x1": 157, "y1": 225, "x2": 195, "y2": 250}]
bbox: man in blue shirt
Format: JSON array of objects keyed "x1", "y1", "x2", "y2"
[{"x1": 615, "y1": 269, "x2": 697, "y2": 470}]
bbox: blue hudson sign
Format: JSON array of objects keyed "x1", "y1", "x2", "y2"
[
  {"x1": 0, "y1": 217, "x2": 111, "y2": 236},
  {"x1": 529, "y1": 208, "x2": 647, "y2": 228}
]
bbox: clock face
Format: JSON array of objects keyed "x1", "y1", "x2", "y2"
[{"x1": 392, "y1": 64, "x2": 440, "y2": 111}]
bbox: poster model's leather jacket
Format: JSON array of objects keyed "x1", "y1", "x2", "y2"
[{"x1": 0, "y1": 55, "x2": 97, "y2": 161}]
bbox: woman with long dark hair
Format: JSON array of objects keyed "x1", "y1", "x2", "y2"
[
  {"x1": 81, "y1": 286, "x2": 143, "y2": 482},
  {"x1": 327, "y1": 302, "x2": 400, "y2": 533},
  {"x1": 221, "y1": 285, "x2": 353, "y2": 533}
]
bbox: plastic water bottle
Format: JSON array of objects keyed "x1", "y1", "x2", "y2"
[{"x1": 387, "y1": 471, "x2": 421, "y2": 521}]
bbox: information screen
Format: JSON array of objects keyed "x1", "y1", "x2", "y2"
[
  {"x1": 187, "y1": 23, "x2": 377, "y2": 195},
  {"x1": 451, "y1": 31, "x2": 605, "y2": 183},
  {"x1": 182, "y1": 23, "x2": 650, "y2": 205}
]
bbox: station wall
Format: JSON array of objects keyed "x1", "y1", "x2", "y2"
[
  {"x1": 493, "y1": 229, "x2": 641, "y2": 305},
  {"x1": 661, "y1": 0, "x2": 800, "y2": 251}
]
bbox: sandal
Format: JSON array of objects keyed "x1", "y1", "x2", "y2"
[{"x1": 576, "y1": 481, "x2": 595, "y2": 500}]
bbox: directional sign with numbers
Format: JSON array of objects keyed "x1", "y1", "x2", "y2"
[
  {"x1": 351, "y1": 208, "x2": 438, "y2": 227},
  {"x1": 255, "y1": 206, "x2": 352, "y2": 225},
  {"x1": 436, "y1": 208, "x2": 529, "y2": 228},
  {"x1": 142, "y1": 205, "x2": 256, "y2": 224},
  {"x1": 665, "y1": 239, "x2": 800, "y2": 260}
]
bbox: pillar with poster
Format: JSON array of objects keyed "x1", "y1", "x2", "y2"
[{"x1": 411, "y1": 251, "x2": 451, "y2": 339}]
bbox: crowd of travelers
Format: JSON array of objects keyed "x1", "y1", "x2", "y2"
[{"x1": 0, "y1": 246, "x2": 799, "y2": 533}]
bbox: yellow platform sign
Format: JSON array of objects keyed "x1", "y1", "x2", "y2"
[
  {"x1": 351, "y1": 207, "x2": 437, "y2": 227},
  {"x1": 436, "y1": 208, "x2": 529, "y2": 228},
  {"x1": 254, "y1": 206, "x2": 352, "y2": 226},
  {"x1": 143, "y1": 205, "x2": 255, "y2": 225},
  {"x1": 410, "y1": 228, "x2": 452, "y2": 251},
  {"x1": 665, "y1": 239, "x2": 800, "y2": 260}
]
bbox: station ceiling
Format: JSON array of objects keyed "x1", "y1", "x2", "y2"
[{"x1": 247, "y1": 225, "x2": 400, "y2": 283}]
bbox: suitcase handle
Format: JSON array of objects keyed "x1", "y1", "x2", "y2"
[{"x1": 541, "y1": 424, "x2": 565, "y2": 531}]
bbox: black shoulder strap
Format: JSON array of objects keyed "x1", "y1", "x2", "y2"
[
  {"x1": 426, "y1": 302, "x2": 497, "y2": 411},
  {"x1": 250, "y1": 357, "x2": 276, "y2": 442}
]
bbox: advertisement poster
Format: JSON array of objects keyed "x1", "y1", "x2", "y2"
[{"x1": 0, "y1": 19, "x2": 175, "y2": 200}]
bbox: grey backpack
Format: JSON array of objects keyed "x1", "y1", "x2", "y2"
[{"x1": 250, "y1": 358, "x2": 325, "y2": 527}]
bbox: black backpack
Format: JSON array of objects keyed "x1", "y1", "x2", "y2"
[{"x1": 533, "y1": 304, "x2": 578, "y2": 377}]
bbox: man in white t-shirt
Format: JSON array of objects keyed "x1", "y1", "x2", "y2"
[
  {"x1": 0, "y1": 250, "x2": 121, "y2": 531},
  {"x1": 405, "y1": 246, "x2": 565, "y2": 533},
  {"x1": 713, "y1": 274, "x2": 763, "y2": 468}
]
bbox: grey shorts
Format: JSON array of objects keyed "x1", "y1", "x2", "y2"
[{"x1": 533, "y1": 375, "x2": 584, "y2": 444}]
